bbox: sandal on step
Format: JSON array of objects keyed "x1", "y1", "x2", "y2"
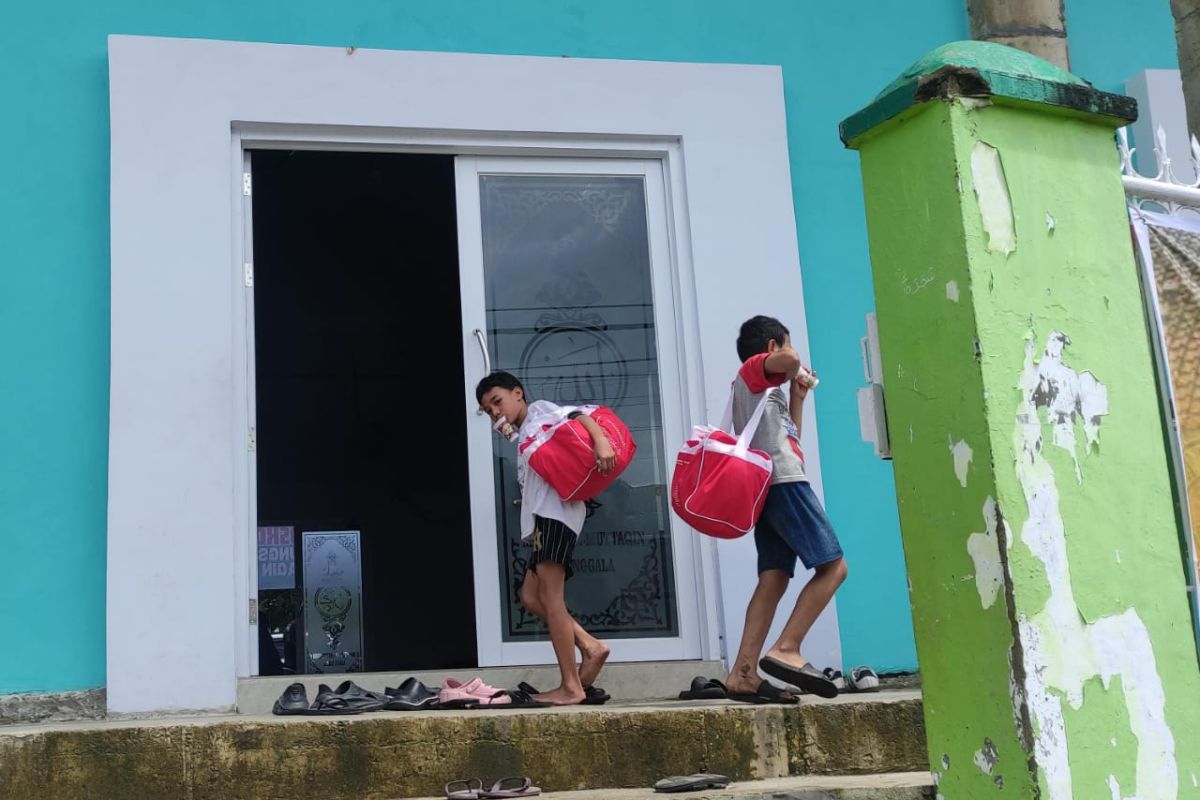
[
  {"x1": 653, "y1": 773, "x2": 732, "y2": 793},
  {"x1": 445, "y1": 778, "x2": 484, "y2": 799},
  {"x1": 759, "y1": 656, "x2": 839, "y2": 698},
  {"x1": 305, "y1": 685, "x2": 365, "y2": 715},
  {"x1": 517, "y1": 682, "x2": 609, "y2": 705},
  {"x1": 479, "y1": 689, "x2": 550, "y2": 708},
  {"x1": 332, "y1": 679, "x2": 387, "y2": 711},
  {"x1": 677, "y1": 676, "x2": 728, "y2": 700},
  {"x1": 822, "y1": 668, "x2": 848, "y2": 692},
  {"x1": 582, "y1": 686, "x2": 611, "y2": 705},
  {"x1": 727, "y1": 679, "x2": 797, "y2": 705},
  {"x1": 272, "y1": 682, "x2": 310, "y2": 715},
  {"x1": 480, "y1": 776, "x2": 541, "y2": 797}
]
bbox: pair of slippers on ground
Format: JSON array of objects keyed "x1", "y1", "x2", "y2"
[
  {"x1": 272, "y1": 677, "x2": 491, "y2": 715},
  {"x1": 677, "y1": 661, "x2": 879, "y2": 704},
  {"x1": 446, "y1": 774, "x2": 728, "y2": 797},
  {"x1": 273, "y1": 679, "x2": 400, "y2": 715},
  {"x1": 272, "y1": 677, "x2": 611, "y2": 715},
  {"x1": 653, "y1": 774, "x2": 732, "y2": 793},
  {"x1": 445, "y1": 776, "x2": 539, "y2": 798},
  {"x1": 439, "y1": 678, "x2": 610, "y2": 708}
]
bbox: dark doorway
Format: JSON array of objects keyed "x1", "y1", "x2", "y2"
[{"x1": 250, "y1": 149, "x2": 476, "y2": 674}]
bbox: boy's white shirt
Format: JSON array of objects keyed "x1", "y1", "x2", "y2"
[{"x1": 516, "y1": 400, "x2": 587, "y2": 540}]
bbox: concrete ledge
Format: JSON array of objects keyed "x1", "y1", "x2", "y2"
[
  {"x1": 0, "y1": 690, "x2": 926, "y2": 800},
  {"x1": 0, "y1": 688, "x2": 106, "y2": 726}
]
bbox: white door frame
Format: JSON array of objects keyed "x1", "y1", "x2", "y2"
[
  {"x1": 232, "y1": 126, "x2": 722, "y2": 675},
  {"x1": 455, "y1": 155, "x2": 701, "y2": 665},
  {"x1": 109, "y1": 35, "x2": 820, "y2": 713}
]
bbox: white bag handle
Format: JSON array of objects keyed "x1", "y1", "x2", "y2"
[{"x1": 718, "y1": 388, "x2": 778, "y2": 456}]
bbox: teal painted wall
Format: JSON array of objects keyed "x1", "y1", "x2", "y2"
[
  {"x1": 1066, "y1": 0, "x2": 1179, "y2": 94},
  {"x1": 0, "y1": 0, "x2": 1178, "y2": 694}
]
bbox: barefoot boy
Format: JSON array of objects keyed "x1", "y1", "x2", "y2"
[{"x1": 476, "y1": 371, "x2": 612, "y2": 705}]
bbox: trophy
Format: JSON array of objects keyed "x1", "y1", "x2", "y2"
[{"x1": 313, "y1": 586, "x2": 352, "y2": 651}]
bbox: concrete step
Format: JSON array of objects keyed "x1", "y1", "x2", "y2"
[
  {"x1": 407, "y1": 773, "x2": 936, "y2": 800},
  {"x1": 0, "y1": 689, "x2": 926, "y2": 800}
]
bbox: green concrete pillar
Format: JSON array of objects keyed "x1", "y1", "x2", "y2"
[{"x1": 841, "y1": 42, "x2": 1200, "y2": 799}]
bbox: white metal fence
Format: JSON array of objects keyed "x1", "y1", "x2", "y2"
[{"x1": 1121, "y1": 123, "x2": 1200, "y2": 655}]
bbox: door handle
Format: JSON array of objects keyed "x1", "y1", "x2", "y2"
[
  {"x1": 473, "y1": 328, "x2": 491, "y2": 375},
  {"x1": 473, "y1": 329, "x2": 491, "y2": 416}
]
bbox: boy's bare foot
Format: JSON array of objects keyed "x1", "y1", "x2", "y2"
[
  {"x1": 723, "y1": 658, "x2": 763, "y2": 696},
  {"x1": 763, "y1": 647, "x2": 810, "y2": 671},
  {"x1": 761, "y1": 647, "x2": 838, "y2": 698},
  {"x1": 535, "y1": 686, "x2": 586, "y2": 706},
  {"x1": 579, "y1": 641, "x2": 610, "y2": 687}
]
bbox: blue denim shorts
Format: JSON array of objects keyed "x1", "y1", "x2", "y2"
[{"x1": 755, "y1": 481, "x2": 843, "y2": 576}]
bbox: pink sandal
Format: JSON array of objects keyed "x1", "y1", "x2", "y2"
[
  {"x1": 440, "y1": 677, "x2": 503, "y2": 708},
  {"x1": 439, "y1": 679, "x2": 550, "y2": 709}
]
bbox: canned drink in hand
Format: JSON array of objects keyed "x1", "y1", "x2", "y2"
[
  {"x1": 797, "y1": 365, "x2": 819, "y2": 389},
  {"x1": 493, "y1": 415, "x2": 519, "y2": 442}
]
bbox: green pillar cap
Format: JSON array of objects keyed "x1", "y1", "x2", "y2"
[{"x1": 839, "y1": 40, "x2": 1138, "y2": 148}]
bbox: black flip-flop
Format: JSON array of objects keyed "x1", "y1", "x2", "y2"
[
  {"x1": 478, "y1": 689, "x2": 550, "y2": 709},
  {"x1": 517, "y1": 682, "x2": 609, "y2": 705},
  {"x1": 677, "y1": 676, "x2": 728, "y2": 700},
  {"x1": 759, "y1": 656, "x2": 839, "y2": 698},
  {"x1": 727, "y1": 679, "x2": 797, "y2": 705},
  {"x1": 582, "y1": 686, "x2": 611, "y2": 705},
  {"x1": 653, "y1": 773, "x2": 732, "y2": 793}
]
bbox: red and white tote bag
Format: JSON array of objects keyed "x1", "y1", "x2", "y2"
[
  {"x1": 520, "y1": 406, "x2": 637, "y2": 502},
  {"x1": 670, "y1": 390, "x2": 775, "y2": 539}
]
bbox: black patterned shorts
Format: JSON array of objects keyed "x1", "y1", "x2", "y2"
[{"x1": 528, "y1": 515, "x2": 577, "y2": 581}]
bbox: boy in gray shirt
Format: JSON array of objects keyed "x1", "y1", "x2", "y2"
[{"x1": 723, "y1": 315, "x2": 846, "y2": 702}]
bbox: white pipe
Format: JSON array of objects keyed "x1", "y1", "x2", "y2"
[{"x1": 1123, "y1": 174, "x2": 1200, "y2": 207}]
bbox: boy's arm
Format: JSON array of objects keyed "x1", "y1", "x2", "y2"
[
  {"x1": 571, "y1": 412, "x2": 617, "y2": 474},
  {"x1": 788, "y1": 374, "x2": 814, "y2": 436},
  {"x1": 764, "y1": 349, "x2": 801, "y2": 381}
]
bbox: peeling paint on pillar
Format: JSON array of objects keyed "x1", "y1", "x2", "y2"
[
  {"x1": 949, "y1": 438, "x2": 973, "y2": 487},
  {"x1": 1012, "y1": 333, "x2": 1174, "y2": 799},
  {"x1": 967, "y1": 497, "x2": 1006, "y2": 609},
  {"x1": 970, "y1": 142, "x2": 1016, "y2": 255},
  {"x1": 844, "y1": 40, "x2": 1200, "y2": 800}
]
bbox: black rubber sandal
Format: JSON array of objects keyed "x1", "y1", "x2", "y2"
[
  {"x1": 677, "y1": 676, "x2": 728, "y2": 700},
  {"x1": 517, "y1": 682, "x2": 609, "y2": 704},
  {"x1": 479, "y1": 689, "x2": 550, "y2": 709},
  {"x1": 653, "y1": 773, "x2": 732, "y2": 793},
  {"x1": 305, "y1": 686, "x2": 365, "y2": 715},
  {"x1": 272, "y1": 682, "x2": 311, "y2": 715},
  {"x1": 727, "y1": 679, "x2": 797, "y2": 705},
  {"x1": 759, "y1": 656, "x2": 839, "y2": 698}
]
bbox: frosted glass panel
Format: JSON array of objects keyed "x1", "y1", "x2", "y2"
[{"x1": 479, "y1": 174, "x2": 679, "y2": 641}]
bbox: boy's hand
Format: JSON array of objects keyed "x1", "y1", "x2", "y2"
[
  {"x1": 594, "y1": 437, "x2": 617, "y2": 474},
  {"x1": 790, "y1": 369, "x2": 817, "y2": 400}
]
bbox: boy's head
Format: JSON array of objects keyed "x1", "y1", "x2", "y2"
[
  {"x1": 736, "y1": 315, "x2": 791, "y2": 362},
  {"x1": 475, "y1": 371, "x2": 528, "y2": 425}
]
